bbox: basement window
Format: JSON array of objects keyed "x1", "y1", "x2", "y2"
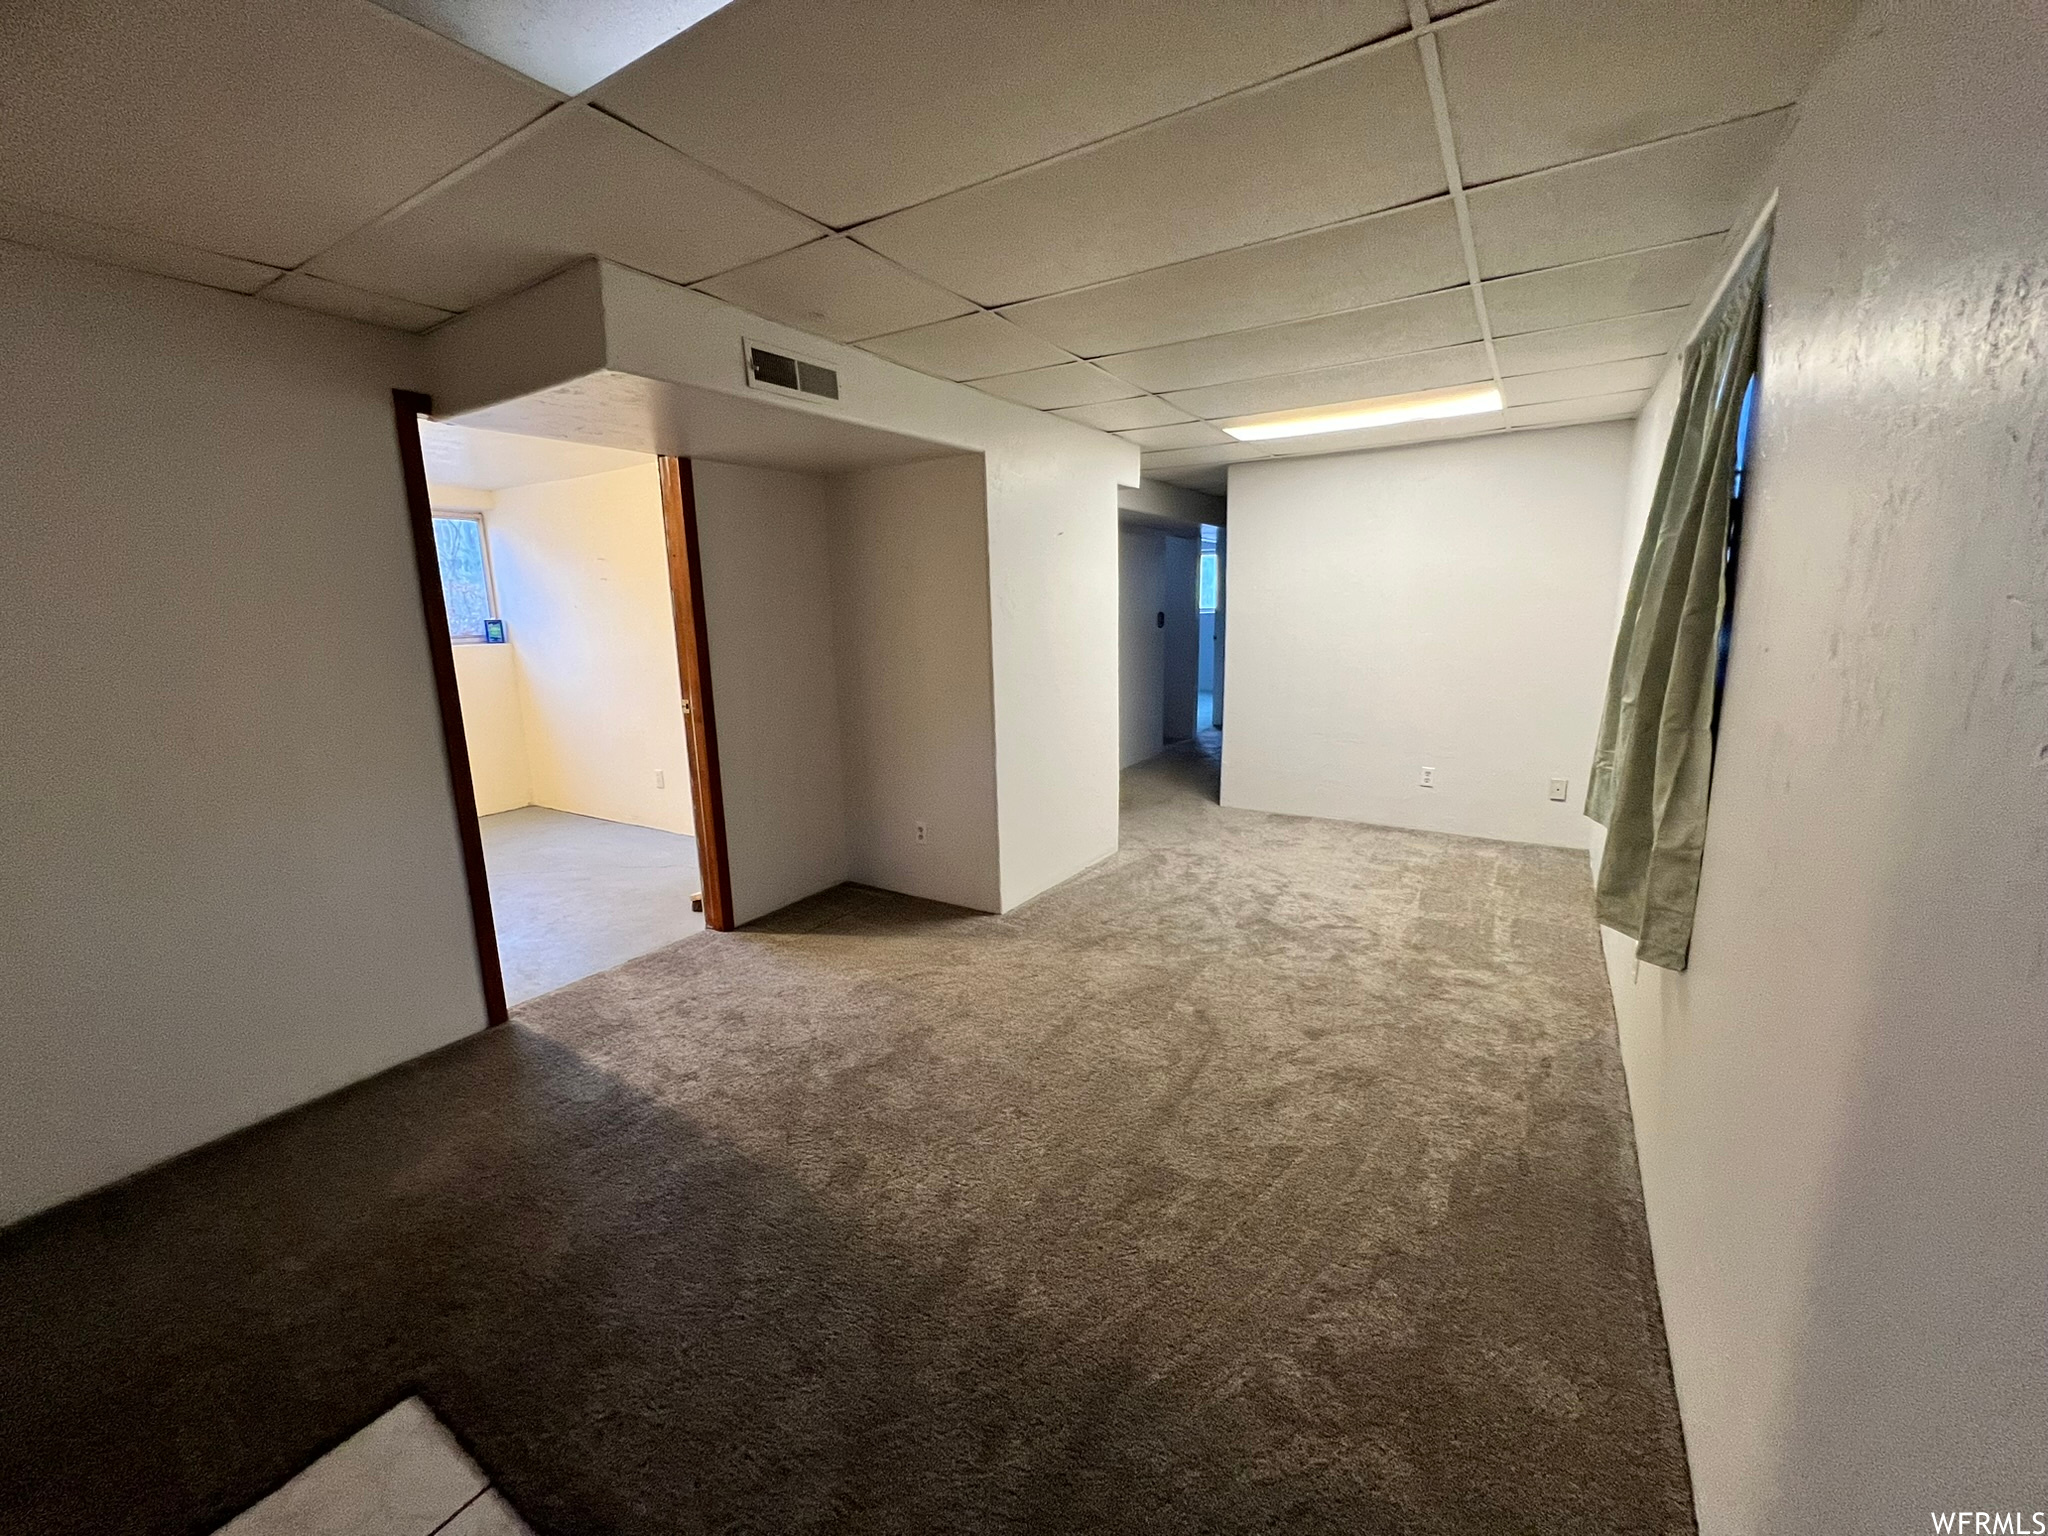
[
  {"x1": 432, "y1": 513, "x2": 499, "y2": 643},
  {"x1": 1199, "y1": 548, "x2": 1219, "y2": 613},
  {"x1": 1713, "y1": 371, "x2": 1760, "y2": 732}
]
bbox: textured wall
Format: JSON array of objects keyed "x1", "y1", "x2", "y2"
[
  {"x1": 1604, "y1": 3, "x2": 2048, "y2": 1528},
  {"x1": 450, "y1": 641, "x2": 531, "y2": 816},
  {"x1": 831, "y1": 454, "x2": 1002, "y2": 913},
  {"x1": 1224, "y1": 425, "x2": 1630, "y2": 848},
  {"x1": 486, "y1": 464, "x2": 694, "y2": 836},
  {"x1": 691, "y1": 460, "x2": 850, "y2": 925},
  {"x1": 0, "y1": 246, "x2": 483, "y2": 1223}
]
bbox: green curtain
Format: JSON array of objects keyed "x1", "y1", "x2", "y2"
[{"x1": 1585, "y1": 232, "x2": 1768, "y2": 971}]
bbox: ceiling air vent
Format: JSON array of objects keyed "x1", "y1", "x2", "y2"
[{"x1": 744, "y1": 340, "x2": 840, "y2": 402}]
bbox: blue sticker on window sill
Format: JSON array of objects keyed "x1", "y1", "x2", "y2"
[{"x1": 483, "y1": 619, "x2": 506, "y2": 644}]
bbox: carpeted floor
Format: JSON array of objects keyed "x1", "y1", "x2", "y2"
[{"x1": 0, "y1": 737, "x2": 1695, "y2": 1535}]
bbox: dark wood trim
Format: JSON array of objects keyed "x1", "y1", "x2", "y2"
[
  {"x1": 392, "y1": 389, "x2": 509, "y2": 1024},
  {"x1": 657, "y1": 456, "x2": 736, "y2": 931}
]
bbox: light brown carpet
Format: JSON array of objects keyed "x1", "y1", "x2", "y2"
[{"x1": 0, "y1": 738, "x2": 1694, "y2": 1534}]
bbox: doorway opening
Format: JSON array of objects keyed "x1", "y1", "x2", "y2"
[
  {"x1": 395, "y1": 377, "x2": 975, "y2": 1021},
  {"x1": 1118, "y1": 515, "x2": 1219, "y2": 784},
  {"x1": 396, "y1": 399, "x2": 729, "y2": 1011}
]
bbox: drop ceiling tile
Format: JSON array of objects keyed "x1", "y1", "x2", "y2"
[
  {"x1": 1437, "y1": 0, "x2": 1857, "y2": 186},
  {"x1": 1140, "y1": 442, "x2": 1274, "y2": 472},
  {"x1": 595, "y1": 0, "x2": 1408, "y2": 226},
  {"x1": 973, "y1": 362, "x2": 1141, "y2": 410},
  {"x1": 0, "y1": 197, "x2": 283, "y2": 293},
  {"x1": 1500, "y1": 355, "x2": 1666, "y2": 408},
  {"x1": 1119, "y1": 423, "x2": 1235, "y2": 451},
  {"x1": 309, "y1": 106, "x2": 822, "y2": 313},
  {"x1": 1000, "y1": 198, "x2": 1466, "y2": 357},
  {"x1": 0, "y1": 0, "x2": 558, "y2": 269},
  {"x1": 1494, "y1": 308, "x2": 1688, "y2": 376},
  {"x1": 258, "y1": 272, "x2": 454, "y2": 333},
  {"x1": 855, "y1": 44, "x2": 1446, "y2": 306},
  {"x1": 1469, "y1": 110, "x2": 1789, "y2": 279},
  {"x1": 1483, "y1": 235, "x2": 1725, "y2": 337},
  {"x1": 859, "y1": 311, "x2": 1074, "y2": 380},
  {"x1": 1099, "y1": 287, "x2": 1481, "y2": 395},
  {"x1": 1055, "y1": 397, "x2": 1197, "y2": 431},
  {"x1": 1506, "y1": 389, "x2": 1651, "y2": 428},
  {"x1": 695, "y1": 236, "x2": 973, "y2": 342},
  {"x1": 370, "y1": 0, "x2": 738, "y2": 95},
  {"x1": 1163, "y1": 342, "x2": 1492, "y2": 422}
]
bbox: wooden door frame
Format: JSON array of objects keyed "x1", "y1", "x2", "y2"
[
  {"x1": 391, "y1": 402, "x2": 738, "y2": 1022},
  {"x1": 657, "y1": 456, "x2": 736, "y2": 931},
  {"x1": 392, "y1": 389, "x2": 509, "y2": 1025}
]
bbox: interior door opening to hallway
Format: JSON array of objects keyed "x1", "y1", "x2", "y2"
[{"x1": 1120, "y1": 504, "x2": 1224, "y2": 790}]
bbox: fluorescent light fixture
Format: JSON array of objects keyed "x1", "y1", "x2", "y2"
[{"x1": 1220, "y1": 383, "x2": 1503, "y2": 443}]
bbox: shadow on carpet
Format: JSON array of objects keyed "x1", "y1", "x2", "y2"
[{"x1": 0, "y1": 744, "x2": 1695, "y2": 1535}]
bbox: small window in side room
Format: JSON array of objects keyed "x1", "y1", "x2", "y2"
[
  {"x1": 1199, "y1": 547, "x2": 1219, "y2": 613},
  {"x1": 432, "y1": 513, "x2": 497, "y2": 642}
]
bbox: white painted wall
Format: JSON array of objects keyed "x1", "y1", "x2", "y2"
[
  {"x1": 1595, "y1": 4, "x2": 2048, "y2": 1528},
  {"x1": 1162, "y1": 532, "x2": 1200, "y2": 741},
  {"x1": 1119, "y1": 528, "x2": 1167, "y2": 768},
  {"x1": 984, "y1": 443, "x2": 1123, "y2": 903},
  {"x1": 829, "y1": 455, "x2": 1002, "y2": 912},
  {"x1": 450, "y1": 642, "x2": 531, "y2": 815},
  {"x1": 1612, "y1": 365, "x2": 1684, "y2": 623},
  {"x1": 437, "y1": 262, "x2": 1139, "y2": 911},
  {"x1": 0, "y1": 244, "x2": 483, "y2": 1224},
  {"x1": 690, "y1": 460, "x2": 850, "y2": 925},
  {"x1": 485, "y1": 464, "x2": 694, "y2": 836},
  {"x1": 1222, "y1": 426, "x2": 1631, "y2": 848}
]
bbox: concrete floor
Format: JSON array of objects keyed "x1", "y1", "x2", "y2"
[{"x1": 479, "y1": 807, "x2": 703, "y2": 1005}]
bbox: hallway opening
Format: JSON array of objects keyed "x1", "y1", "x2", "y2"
[{"x1": 1119, "y1": 488, "x2": 1223, "y2": 794}]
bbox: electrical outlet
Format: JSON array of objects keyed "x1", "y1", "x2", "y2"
[
  {"x1": 1548, "y1": 777, "x2": 1569, "y2": 802},
  {"x1": 655, "y1": 770, "x2": 666, "y2": 789},
  {"x1": 915, "y1": 822, "x2": 927, "y2": 844},
  {"x1": 1419, "y1": 766, "x2": 1436, "y2": 789}
]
